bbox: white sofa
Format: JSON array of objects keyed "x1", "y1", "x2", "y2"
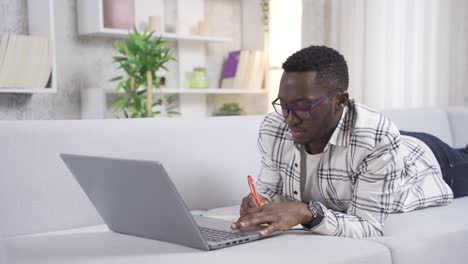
[{"x1": 1, "y1": 107, "x2": 468, "y2": 264}]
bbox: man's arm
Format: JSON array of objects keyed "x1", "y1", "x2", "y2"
[
  {"x1": 237, "y1": 116, "x2": 285, "y2": 218},
  {"x1": 254, "y1": 116, "x2": 285, "y2": 203}
]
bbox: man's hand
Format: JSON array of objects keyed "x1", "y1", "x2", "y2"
[
  {"x1": 232, "y1": 202, "x2": 313, "y2": 236},
  {"x1": 239, "y1": 193, "x2": 269, "y2": 217}
]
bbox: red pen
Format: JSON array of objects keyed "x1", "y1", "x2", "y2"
[{"x1": 247, "y1": 175, "x2": 262, "y2": 206}]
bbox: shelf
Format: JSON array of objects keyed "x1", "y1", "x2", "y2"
[
  {"x1": 105, "y1": 87, "x2": 268, "y2": 118},
  {"x1": 171, "y1": 88, "x2": 267, "y2": 94},
  {"x1": 89, "y1": 28, "x2": 232, "y2": 43},
  {"x1": 77, "y1": 0, "x2": 231, "y2": 43},
  {"x1": 105, "y1": 88, "x2": 267, "y2": 95},
  {"x1": 0, "y1": 88, "x2": 57, "y2": 94}
]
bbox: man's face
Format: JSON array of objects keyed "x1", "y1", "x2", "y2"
[{"x1": 277, "y1": 71, "x2": 339, "y2": 145}]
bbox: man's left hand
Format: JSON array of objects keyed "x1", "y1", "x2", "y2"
[{"x1": 231, "y1": 202, "x2": 313, "y2": 236}]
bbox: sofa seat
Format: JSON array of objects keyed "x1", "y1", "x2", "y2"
[
  {"x1": 6, "y1": 196, "x2": 468, "y2": 264},
  {"x1": 198, "y1": 198, "x2": 468, "y2": 264},
  {"x1": 5, "y1": 224, "x2": 391, "y2": 264},
  {"x1": 370, "y1": 196, "x2": 468, "y2": 264}
]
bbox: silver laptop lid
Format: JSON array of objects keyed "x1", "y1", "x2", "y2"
[{"x1": 60, "y1": 153, "x2": 210, "y2": 250}]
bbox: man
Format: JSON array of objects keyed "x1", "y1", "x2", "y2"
[{"x1": 231, "y1": 45, "x2": 468, "y2": 238}]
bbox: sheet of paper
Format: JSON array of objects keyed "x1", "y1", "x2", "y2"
[{"x1": 190, "y1": 206, "x2": 305, "y2": 230}]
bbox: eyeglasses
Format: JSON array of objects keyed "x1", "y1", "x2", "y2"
[{"x1": 272, "y1": 89, "x2": 339, "y2": 120}]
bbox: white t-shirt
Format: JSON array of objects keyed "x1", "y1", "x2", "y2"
[{"x1": 302, "y1": 151, "x2": 327, "y2": 204}]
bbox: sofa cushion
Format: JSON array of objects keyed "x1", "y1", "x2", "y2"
[
  {"x1": 199, "y1": 200, "x2": 468, "y2": 264},
  {"x1": 0, "y1": 116, "x2": 264, "y2": 236},
  {"x1": 446, "y1": 107, "x2": 468, "y2": 148},
  {"x1": 5, "y1": 225, "x2": 391, "y2": 264},
  {"x1": 381, "y1": 109, "x2": 454, "y2": 146},
  {"x1": 370, "y1": 197, "x2": 468, "y2": 264}
]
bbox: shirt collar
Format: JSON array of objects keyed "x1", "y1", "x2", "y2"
[{"x1": 328, "y1": 100, "x2": 353, "y2": 147}]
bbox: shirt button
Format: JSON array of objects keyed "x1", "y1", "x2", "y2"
[
  {"x1": 294, "y1": 191, "x2": 298, "y2": 195},
  {"x1": 294, "y1": 163, "x2": 298, "y2": 167}
]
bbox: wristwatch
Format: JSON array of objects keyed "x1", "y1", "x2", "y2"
[{"x1": 302, "y1": 201, "x2": 325, "y2": 229}]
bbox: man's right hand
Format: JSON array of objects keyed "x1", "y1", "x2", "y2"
[{"x1": 240, "y1": 194, "x2": 268, "y2": 217}]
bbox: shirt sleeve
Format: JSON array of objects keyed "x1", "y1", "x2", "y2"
[
  {"x1": 255, "y1": 116, "x2": 286, "y2": 203},
  {"x1": 304, "y1": 132, "x2": 403, "y2": 238}
]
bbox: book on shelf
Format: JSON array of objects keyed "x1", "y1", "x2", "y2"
[
  {"x1": 220, "y1": 49, "x2": 265, "y2": 91},
  {"x1": 220, "y1": 50, "x2": 240, "y2": 89},
  {"x1": 245, "y1": 50, "x2": 264, "y2": 91},
  {"x1": 233, "y1": 50, "x2": 250, "y2": 89},
  {"x1": 0, "y1": 35, "x2": 9, "y2": 69},
  {"x1": 0, "y1": 34, "x2": 52, "y2": 89}
]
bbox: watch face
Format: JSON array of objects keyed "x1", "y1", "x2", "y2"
[
  {"x1": 310, "y1": 201, "x2": 323, "y2": 218},
  {"x1": 311, "y1": 206, "x2": 319, "y2": 218},
  {"x1": 308, "y1": 203, "x2": 318, "y2": 218},
  {"x1": 303, "y1": 202, "x2": 325, "y2": 229}
]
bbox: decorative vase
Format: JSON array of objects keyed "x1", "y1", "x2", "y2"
[
  {"x1": 148, "y1": 16, "x2": 162, "y2": 32},
  {"x1": 103, "y1": 0, "x2": 135, "y2": 30},
  {"x1": 189, "y1": 67, "x2": 209, "y2": 89}
]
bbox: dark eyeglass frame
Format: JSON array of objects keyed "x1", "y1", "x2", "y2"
[{"x1": 271, "y1": 89, "x2": 341, "y2": 120}]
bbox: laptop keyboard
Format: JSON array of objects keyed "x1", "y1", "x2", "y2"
[{"x1": 199, "y1": 227, "x2": 250, "y2": 242}]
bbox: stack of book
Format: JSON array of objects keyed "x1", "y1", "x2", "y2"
[
  {"x1": 0, "y1": 34, "x2": 52, "y2": 89},
  {"x1": 220, "y1": 49, "x2": 265, "y2": 90}
]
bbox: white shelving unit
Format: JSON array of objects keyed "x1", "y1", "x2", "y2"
[
  {"x1": 77, "y1": 0, "x2": 231, "y2": 43},
  {"x1": 82, "y1": 28, "x2": 231, "y2": 43},
  {"x1": 105, "y1": 87, "x2": 267, "y2": 117},
  {"x1": 77, "y1": 0, "x2": 266, "y2": 117},
  {"x1": 0, "y1": 0, "x2": 57, "y2": 94},
  {"x1": 105, "y1": 88, "x2": 268, "y2": 95},
  {"x1": 0, "y1": 88, "x2": 57, "y2": 94}
]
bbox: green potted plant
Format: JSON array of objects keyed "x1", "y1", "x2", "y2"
[{"x1": 111, "y1": 27, "x2": 177, "y2": 118}]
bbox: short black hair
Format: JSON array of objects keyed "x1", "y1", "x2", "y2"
[{"x1": 282, "y1": 45, "x2": 349, "y2": 91}]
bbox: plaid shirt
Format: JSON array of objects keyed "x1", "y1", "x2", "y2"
[{"x1": 256, "y1": 100, "x2": 453, "y2": 238}]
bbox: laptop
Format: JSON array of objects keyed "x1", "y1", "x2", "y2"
[{"x1": 60, "y1": 153, "x2": 268, "y2": 250}]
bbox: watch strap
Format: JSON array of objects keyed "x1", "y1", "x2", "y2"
[{"x1": 302, "y1": 201, "x2": 325, "y2": 229}]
